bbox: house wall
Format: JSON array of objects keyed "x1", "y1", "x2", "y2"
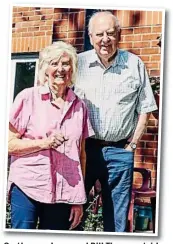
[{"x1": 11, "y1": 6, "x2": 162, "y2": 190}]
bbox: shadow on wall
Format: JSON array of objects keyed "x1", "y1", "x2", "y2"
[{"x1": 52, "y1": 8, "x2": 86, "y2": 52}]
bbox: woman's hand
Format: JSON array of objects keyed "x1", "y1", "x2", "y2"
[
  {"x1": 69, "y1": 204, "x2": 83, "y2": 230},
  {"x1": 44, "y1": 133, "x2": 69, "y2": 149}
]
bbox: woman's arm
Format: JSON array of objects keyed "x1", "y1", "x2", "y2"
[
  {"x1": 8, "y1": 123, "x2": 66, "y2": 156},
  {"x1": 80, "y1": 139, "x2": 86, "y2": 179}
]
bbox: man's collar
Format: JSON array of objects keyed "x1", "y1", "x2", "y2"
[{"x1": 88, "y1": 48, "x2": 128, "y2": 69}]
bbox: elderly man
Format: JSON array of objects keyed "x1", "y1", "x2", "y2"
[{"x1": 75, "y1": 11, "x2": 157, "y2": 232}]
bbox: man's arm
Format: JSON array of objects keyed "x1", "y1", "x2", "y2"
[{"x1": 125, "y1": 113, "x2": 151, "y2": 151}]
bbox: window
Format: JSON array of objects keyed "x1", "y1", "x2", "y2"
[{"x1": 11, "y1": 54, "x2": 39, "y2": 104}]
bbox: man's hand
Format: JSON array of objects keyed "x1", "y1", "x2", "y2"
[
  {"x1": 124, "y1": 144, "x2": 134, "y2": 152},
  {"x1": 69, "y1": 205, "x2": 83, "y2": 230}
]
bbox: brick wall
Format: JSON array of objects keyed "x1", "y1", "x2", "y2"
[{"x1": 11, "y1": 7, "x2": 162, "y2": 190}]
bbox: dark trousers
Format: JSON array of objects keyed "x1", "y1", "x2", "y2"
[
  {"x1": 10, "y1": 184, "x2": 71, "y2": 230},
  {"x1": 84, "y1": 139, "x2": 134, "y2": 232}
]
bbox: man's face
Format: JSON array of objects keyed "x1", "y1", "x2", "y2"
[{"x1": 89, "y1": 14, "x2": 118, "y2": 61}]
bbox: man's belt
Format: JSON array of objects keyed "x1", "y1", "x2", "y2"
[{"x1": 87, "y1": 138, "x2": 129, "y2": 148}]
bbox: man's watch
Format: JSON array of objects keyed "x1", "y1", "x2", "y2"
[{"x1": 129, "y1": 142, "x2": 137, "y2": 150}]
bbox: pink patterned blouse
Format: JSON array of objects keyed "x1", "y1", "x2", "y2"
[{"x1": 8, "y1": 86, "x2": 94, "y2": 204}]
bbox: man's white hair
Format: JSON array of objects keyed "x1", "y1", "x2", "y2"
[
  {"x1": 88, "y1": 11, "x2": 121, "y2": 34},
  {"x1": 38, "y1": 41, "x2": 77, "y2": 85}
]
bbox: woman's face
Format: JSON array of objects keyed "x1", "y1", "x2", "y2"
[{"x1": 46, "y1": 52, "x2": 73, "y2": 91}]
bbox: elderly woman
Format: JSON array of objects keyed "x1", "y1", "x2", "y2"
[{"x1": 8, "y1": 41, "x2": 94, "y2": 230}]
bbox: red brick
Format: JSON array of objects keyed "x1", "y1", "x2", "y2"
[
  {"x1": 133, "y1": 41, "x2": 150, "y2": 48},
  {"x1": 60, "y1": 26, "x2": 68, "y2": 32},
  {"x1": 139, "y1": 55, "x2": 150, "y2": 62},
  {"x1": 68, "y1": 13, "x2": 75, "y2": 31},
  {"x1": 54, "y1": 19, "x2": 68, "y2": 27},
  {"x1": 141, "y1": 133, "x2": 155, "y2": 141},
  {"x1": 140, "y1": 11, "x2": 147, "y2": 25},
  {"x1": 41, "y1": 14, "x2": 54, "y2": 20},
  {"x1": 22, "y1": 21, "x2": 35, "y2": 27},
  {"x1": 144, "y1": 156, "x2": 157, "y2": 164},
  {"x1": 22, "y1": 11, "x2": 35, "y2": 17},
  {"x1": 137, "y1": 141, "x2": 145, "y2": 148},
  {"x1": 62, "y1": 13, "x2": 69, "y2": 19},
  {"x1": 54, "y1": 8, "x2": 69, "y2": 13},
  {"x1": 17, "y1": 7, "x2": 30, "y2": 12},
  {"x1": 141, "y1": 48, "x2": 160, "y2": 55},
  {"x1": 34, "y1": 31, "x2": 45, "y2": 36},
  {"x1": 123, "y1": 10, "x2": 130, "y2": 27},
  {"x1": 13, "y1": 12, "x2": 22, "y2": 17},
  {"x1": 68, "y1": 31, "x2": 83, "y2": 38},
  {"x1": 78, "y1": 11, "x2": 85, "y2": 30},
  {"x1": 152, "y1": 26, "x2": 162, "y2": 33},
  {"x1": 21, "y1": 32, "x2": 34, "y2": 37},
  {"x1": 28, "y1": 26, "x2": 39, "y2": 32},
  {"x1": 142, "y1": 33, "x2": 160, "y2": 41},
  {"x1": 134, "y1": 155, "x2": 144, "y2": 163},
  {"x1": 146, "y1": 142, "x2": 158, "y2": 148},
  {"x1": 119, "y1": 42, "x2": 133, "y2": 49},
  {"x1": 53, "y1": 13, "x2": 62, "y2": 20},
  {"x1": 46, "y1": 9, "x2": 54, "y2": 14},
  {"x1": 136, "y1": 148, "x2": 155, "y2": 156},
  {"x1": 45, "y1": 20, "x2": 53, "y2": 26},
  {"x1": 146, "y1": 63, "x2": 159, "y2": 69},
  {"x1": 121, "y1": 28, "x2": 133, "y2": 35},
  {"x1": 13, "y1": 7, "x2": 18, "y2": 12},
  {"x1": 151, "y1": 54, "x2": 161, "y2": 61},
  {"x1": 117, "y1": 10, "x2": 124, "y2": 27},
  {"x1": 40, "y1": 8, "x2": 54, "y2": 15},
  {"x1": 69, "y1": 8, "x2": 84, "y2": 12},
  {"x1": 21, "y1": 38, "x2": 26, "y2": 52},
  {"x1": 54, "y1": 33, "x2": 67, "y2": 39},
  {"x1": 15, "y1": 22, "x2": 22, "y2": 28},
  {"x1": 150, "y1": 70, "x2": 160, "y2": 76},
  {"x1": 135, "y1": 162, "x2": 153, "y2": 170},
  {"x1": 153, "y1": 11, "x2": 159, "y2": 25},
  {"x1": 159, "y1": 11, "x2": 163, "y2": 25},
  {"x1": 11, "y1": 38, "x2": 17, "y2": 52},
  {"x1": 124, "y1": 34, "x2": 141, "y2": 42},
  {"x1": 14, "y1": 17, "x2": 23, "y2": 23},
  {"x1": 46, "y1": 31, "x2": 53, "y2": 35},
  {"x1": 134, "y1": 27, "x2": 151, "y2": 34},
  {"x1": 40, "y1": 26, "x2": 52, "y2": 31},
  {"x1": 146, "y1": 11, "x2": 153, "y2": 25},
  {"x1": 15, "y1": 27, "x2": 28, "y2": 33},
  {"x1": 29, "y1": 16, "x2": 41, "y2": 21},
  {"x1": 12, "y1": 32, "x2": 21, "y2": 38}
]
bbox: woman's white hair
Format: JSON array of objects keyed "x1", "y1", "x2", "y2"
[
  {"x1": 38, "y1": 41, "x2": 77, "y2": 86},
  {"x1": 88, "y1": 11, "x2": 121, "y2": 34}
]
